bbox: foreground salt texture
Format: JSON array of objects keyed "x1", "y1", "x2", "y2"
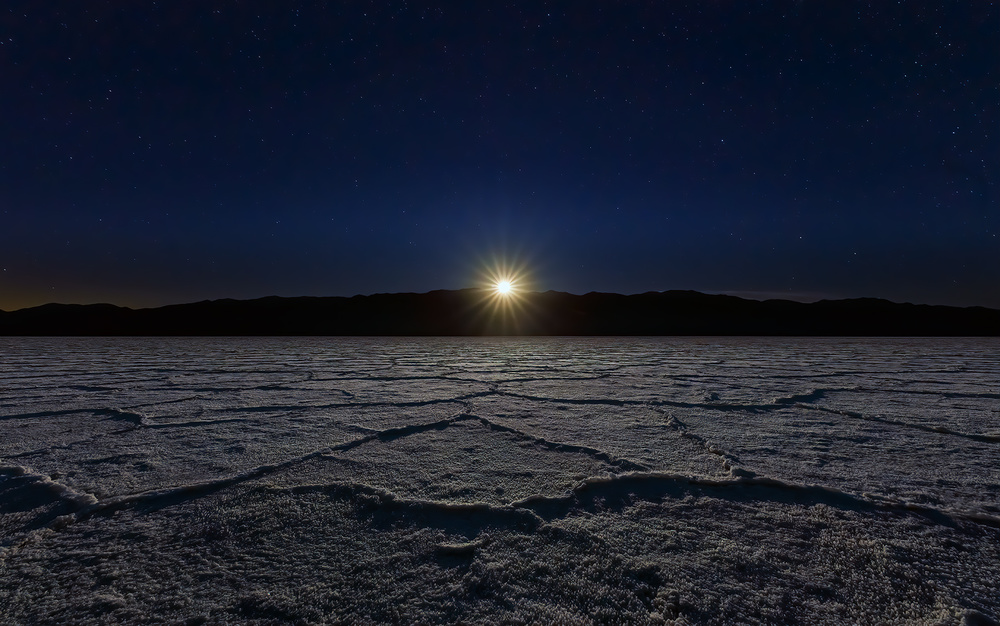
[{"x1": 1, "y1": 337, "x2": 998, "y2": 625}]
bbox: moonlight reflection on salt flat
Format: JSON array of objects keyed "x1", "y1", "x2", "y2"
[{"x1": 0, "y1": 337, "x2": 998, "y2": 624}]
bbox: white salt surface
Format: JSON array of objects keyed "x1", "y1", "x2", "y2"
[{"x1": 1, "y1": 336, "x2": 998, "y2": 624}]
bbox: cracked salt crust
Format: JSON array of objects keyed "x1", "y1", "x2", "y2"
[{"x1": 1, "y1": 337, "x2": 998, "y2": 624}]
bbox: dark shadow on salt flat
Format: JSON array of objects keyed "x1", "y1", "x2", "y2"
[
  {"x1": 254, "y1": 471, "x2": 998, "y2": 549},
  {"x1": 516, "y1": 473, "x2": 993, "y2": 529},
  {"x1": 804, "y1": 404, "x2": 1000, "y2": 443},
  {"x1": 472, "y1": 415, "x2": 649, "y2": 472},
  {"x1": 335, "y1": 414, "x2": 460, "y2": 451},
  {"x1": 0, "y1": 471, "x2": 87, "y2": 545},
  {"x1": 0, "y1": 474, "x2": 74, "y2": 516},
  {"x1": 0, "y1": 407, "x2": 145, "y2": 427},
  {"x1": 285, "y1": 483, "x2": 542, "y2": 539}
]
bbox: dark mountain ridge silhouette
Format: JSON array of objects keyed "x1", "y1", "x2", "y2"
[{"x1": 1, "y1": 289, "x2": 997, "y2": 336}]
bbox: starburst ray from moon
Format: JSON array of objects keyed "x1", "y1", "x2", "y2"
[{"x1": 469, "y1": 253, "x2": 540, "y2": 334}]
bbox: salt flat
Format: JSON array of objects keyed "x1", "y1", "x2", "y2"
[{"x1": 1, "y1": 337, "x2": 998, "y2": 624}]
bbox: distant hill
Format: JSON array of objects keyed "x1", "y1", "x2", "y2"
[{"x1": 0, "y1": 289, "x2": 998, "y2": 336}]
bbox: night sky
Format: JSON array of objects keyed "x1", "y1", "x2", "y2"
[{"x1": 2, "y1": 2, "x2": 997, "y2": 311}]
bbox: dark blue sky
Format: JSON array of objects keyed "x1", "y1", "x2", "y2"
[{"x1": 2, "y1": 2, "x2": 997, "y2": 310}]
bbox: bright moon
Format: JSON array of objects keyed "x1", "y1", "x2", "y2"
[{"x1": 496, "y1": 281, "x2": 512, "y2": 294}]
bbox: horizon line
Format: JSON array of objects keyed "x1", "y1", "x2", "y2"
[{"x1": 2, "y1": 288, "x2": 997, "y2": 315}]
